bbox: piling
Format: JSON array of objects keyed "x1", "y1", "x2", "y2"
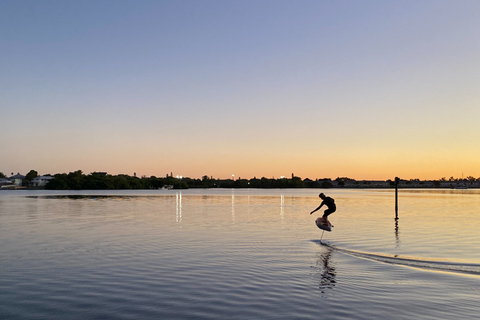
[{"x1": 394, "y1": 177, "x2": 400, "y2": 219}]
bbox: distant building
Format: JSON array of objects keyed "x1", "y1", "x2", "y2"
[
  {"x1": 9, "y1": 173, "x2": 25, "y2": 186},
  {"x1": 0, "y1": 178, "x2": 13, "y2": 187},
  {"x1": 31, "y1": 176, "x2": 53, "y2": 187}
]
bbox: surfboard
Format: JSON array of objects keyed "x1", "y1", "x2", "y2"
[{"x1": 315, "y1": 217, "x2": 332, "y2": 232}]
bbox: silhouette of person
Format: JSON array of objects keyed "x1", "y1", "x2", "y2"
[{"x1": 310, "y1": 193, "x2": 336, "y2": 226}]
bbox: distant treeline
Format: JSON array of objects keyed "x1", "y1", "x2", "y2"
[
  {"x1": 45, "y1": 171, "x2": 329, "y2": 190},
  {"x1": 3, "y1": 170, "x2": 480, "y2": 190}
]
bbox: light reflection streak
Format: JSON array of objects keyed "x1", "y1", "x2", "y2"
[
  {"x1": 231, "y1": 191, "x2": 235, "y2": 223},
  {"x1": 280, "y1": 194, "x2": 285, "y2": 225},
  {"x1": 176, "y1": 191, "x2": 182, "y2": 225}
]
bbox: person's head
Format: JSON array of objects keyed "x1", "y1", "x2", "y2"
[{"x1": 319, "y1": 193, "x2": 325, "y2": 199}]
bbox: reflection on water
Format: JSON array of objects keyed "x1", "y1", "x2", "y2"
[
  {"x1": 176, "y1": 192, "x2": 182, "y2": 224},
  {"x1": 395, "y1": 216, "x2": 400, "y2": 248},
  {"x1": 2, "y1": 189, "x2": 480, "y2": 320},
  {"x1": 313, "y1": 245, "x2": 336, "y2": 295},
  {"x1": 280, "y1": 194, "x2": 284, "y2": 225},
  {"x1": 231, "y1": 191, "x2": 235, "y2": 223}
]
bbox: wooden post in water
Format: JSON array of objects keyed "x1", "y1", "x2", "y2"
[
  {"x1": 394, "y1": 177, "x2": 400, "y2": 246},
  {"x1": 394, "y1": 177, "x2": 400, "y2": 219}
]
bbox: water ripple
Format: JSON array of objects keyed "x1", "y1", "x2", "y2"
[{"x1": 316, "y1": 240, "x2": 480, "y2": 276}]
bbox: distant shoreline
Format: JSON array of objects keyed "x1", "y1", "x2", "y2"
[
  {"x1": 2, "y1": 170, "x2": 479, "y2": 190},
  {"x1": 1, "y1": 185, "x2": 478, "y2": 191}
]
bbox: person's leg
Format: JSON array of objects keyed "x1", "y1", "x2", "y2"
[
  {"x1": 322, "y1": 213, "x2": 329, "y2": 224},
  {"x1": 323, "y1": 208, "x2": 335, "y2": 225}
]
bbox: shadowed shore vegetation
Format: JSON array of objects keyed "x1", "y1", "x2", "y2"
[
  {"x1": 34, "y1": 171, "x2": 480, "y2": 190},
  {"x1": 44, "y1": 171, "x2": 317, "y2": 190},
  {"x1": 2, "y1": 170, "x2": 480, "y2": 190}
]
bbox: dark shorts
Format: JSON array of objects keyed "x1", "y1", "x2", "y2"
[{"x1": 323, "y1": 206, "x2": 336, "y2": 217}]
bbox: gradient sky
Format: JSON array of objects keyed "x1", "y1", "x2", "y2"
[{"x1": 1, "y1": 0, "x2": 479, "y2": 180}]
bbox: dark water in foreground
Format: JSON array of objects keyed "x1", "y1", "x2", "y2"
[{"x1": 1, "y1": 189, "x2": 480, "y2": 319}]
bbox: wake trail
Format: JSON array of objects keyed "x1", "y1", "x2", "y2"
[{"x1": 314, "y1": 240, "x2": 480, "y2": 276}]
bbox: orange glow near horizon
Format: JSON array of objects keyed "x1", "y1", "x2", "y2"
[{"x1": 15, "y1": 143, "x2": 478, "y2": 181}]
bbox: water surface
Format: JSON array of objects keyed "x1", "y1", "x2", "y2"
[{"x1": 1, "y1": 189, "x2": 479, "y2": 319}]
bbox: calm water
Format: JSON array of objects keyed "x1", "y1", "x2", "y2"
[{"x1": 1, "y1": 188, "x2": 480, "y2": 319}]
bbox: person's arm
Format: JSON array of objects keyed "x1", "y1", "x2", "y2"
[{"x1": 310, "y1": 203, "x2": 324, "y2": 214}]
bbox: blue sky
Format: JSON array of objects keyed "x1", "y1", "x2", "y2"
[{"x1": 2, "y1": 0, "x2": 479, "y2": 180}]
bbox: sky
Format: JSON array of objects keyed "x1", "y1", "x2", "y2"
[{"x1": 1, "y1": 0, "x2": 479, "y2": 180}]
